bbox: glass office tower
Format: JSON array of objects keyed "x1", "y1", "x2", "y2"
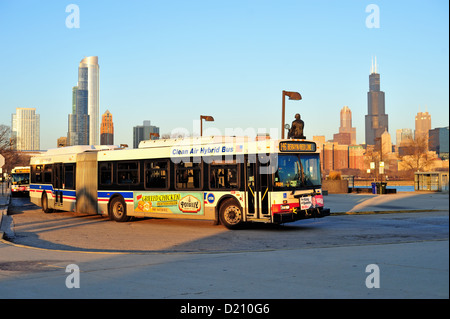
[{"x1": 78, "y1": 56, "x2": 99, "y2": 145}]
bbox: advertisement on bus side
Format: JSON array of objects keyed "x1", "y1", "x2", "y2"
[{"x1": 134, "y1": 192, "x2": 204, "y2": 215}]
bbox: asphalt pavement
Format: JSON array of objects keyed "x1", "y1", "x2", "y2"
[
  {"x1": 1, "y1": 186, "x2": 449, "y2": 240},
  {"x1": 0, "y1": 186, "x2": 448, "y2": 299}
]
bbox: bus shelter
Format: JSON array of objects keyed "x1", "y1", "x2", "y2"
[{"x1": 414, "y1": 172, "x2": 449, "y2": 192}]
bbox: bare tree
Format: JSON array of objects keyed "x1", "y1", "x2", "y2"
[
  {"x1": 0, "y1": 124, "x2": 30, "y2": 172},
  {"x1": 398, "y1": 134, "x2": 435, "y2": 172}
]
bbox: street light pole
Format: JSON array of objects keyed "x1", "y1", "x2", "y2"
[
  {"x1": 281, "y1": 90, "x2": 302, "y2": 139},
  {"x1": 282, "y1": 91, "x2": 286, "y2": 139},
  {"x1": 200, "y1": 115, "x2": 214, "y2": 137}
]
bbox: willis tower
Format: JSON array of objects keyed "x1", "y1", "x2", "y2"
[{"x1": 365, "y1": 57, "x2": 388, "y2": 146}]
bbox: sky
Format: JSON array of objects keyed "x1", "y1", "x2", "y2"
[{"x1": 0, "y1": 0, "x2": 448, "y2": 150}]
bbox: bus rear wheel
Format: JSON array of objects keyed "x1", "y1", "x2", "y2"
[
  {"x1": 109, "y1": 197, "x2": 129, "y2": 222},
  {"x1": 41, "y1": 193, "x2": 53, "y2": 214},
  {"x1": 219, "y1": 199, "x2": 243, "y2": 229}
]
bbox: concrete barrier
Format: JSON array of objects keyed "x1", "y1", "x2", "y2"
[{"x1": 322, "y1": 179, "x2": 349, "y2": 194}]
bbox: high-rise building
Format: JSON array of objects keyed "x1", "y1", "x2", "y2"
[
  {"x1": 381, "y1": 129, "x2": 392, "y2": 156},
  {"x1": 333, "y1": 106, "x2": 356, "y2": 145},
  {"x1": 396, "y1": 128, "x2": 413, "y2": 146},
  {"x1": 11, "y1": 108, "x2": 40, "y2": 151},
  {"x1": 67, "y1": 57, "x2": 99, "y2": 146},
  {"x1": 429, "y1": 126, "x2": 449, "y2": 160},
  {"x1": 415, "y1": 111, "x2": 431, "y2": 140},
  {"x1": 67, "y1": 86, "x2": 78, "y2": 146},
  {"x1": 365, "y1": 57, "x2": 388, "y2": 146},
  {"x1": 81, "y1": 56, "x2": 99, "y2": 145},
  {"x1": 133, "y1": 120, "x2": 160, "y2": 148},
  {"x1": 100, "y1": 110, "x2": 114, "y2": 145}
]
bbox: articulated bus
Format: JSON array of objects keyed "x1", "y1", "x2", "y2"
[
  {"x1": 29, "y1": 137, "x2": 330, "y2": 229},
  {"x1": 11, "y1": 166, "x2": 31, "y2": 196}
]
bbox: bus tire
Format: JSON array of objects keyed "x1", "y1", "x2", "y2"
[
  {"x1": 109, "y1": 196, "x2": 129, "y2": 222},
  {"x1": 41, "y1": 193, "x2": 53, "y2": 214},
  {"x1": 219, "y1": 198, "x2": 243, "y2": 229}
]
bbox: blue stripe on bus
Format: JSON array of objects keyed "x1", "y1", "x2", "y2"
[
  {"x1": 30, "y1": 184, "x2": 76, "y2": 197},
  {"x1": 61, "y1": 190, "x2": 76, "y2": 196},
  {"x1": 30, "y1": 184, "x2": 53, "y2": 191},
  {"x1": 31, "y1": 185, "x2": 133, "y2": 201},
  {"x1": 97, "y1": 191, "x2": 133, "y2": 199}
]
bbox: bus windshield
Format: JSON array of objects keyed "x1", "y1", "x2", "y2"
[
  {"x1": 274, "y1": 154, "x2": 321, "y2": 189},
  {"x1": 12, "y1": 173, "x2": 30, "y2": 185}
]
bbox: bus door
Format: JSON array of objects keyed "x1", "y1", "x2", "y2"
[
  {"x1": 53, "y1": 163, "x2": 64, "y2": 207},
  {"x1": 245, "y1": 157, "x2": 271, "y2": 221}
]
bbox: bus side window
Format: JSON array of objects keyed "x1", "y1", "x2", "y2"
[
  {"x1": 145, "y1": 160, "x2": 168, "y2": 189},
  {"x1": 64, "y1": 164, "x2": 75, "y2": 189},
  {"x1": 210, "y1": 164, "x2": 238, "y2": 189},
  {"x1": 175, "y1": 162, "x2": 201, "y2": 190},
  {"x1": 43, "y1": 164, "x2": 52, "y2": 184},
  {"x1": 99, "y1": 162, "x2": 113, "y2": 185},
  {"x1": 31, "y1": 165, "x2": 43, "y2": 183},
  {"x1": 117, "y1": 161, "x2": 139, "y2": 185}
]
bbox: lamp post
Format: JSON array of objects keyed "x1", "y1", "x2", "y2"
[
  {"x1": 200, "y1": 115, "x2": 214, "y2": 137},
  {"x1": 281, "y1": 90, "x2": 302, "y2": 139}
]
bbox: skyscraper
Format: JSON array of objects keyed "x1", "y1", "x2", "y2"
[
  {"x1": 415, "y1": 110, "x2": 431, "y2": 140},
  {"x1": 11, "y1": 108, "x2": 40, "y2": 151},
  {"x1": 67, "y1": 86, "x2": 78, "y2": 146},
  {"x1": 100, "y1": 110, "x2": 114, "y2": 145},
  {"x1": 396, "y1": 128, "x2": 413, "y2": 146},
  {"x1": 67, "y1": 57, "x2": 100, "y2": 145},
  {"x1": 333, "y1": 106, "x2": 356, "y2": 145},
  {"x1": 381, "y1": 129, "x2": 392, "y2": 156},
  {"x1": 429, "y1": 126, "x2": 449, "y2": 160},
  {"x1": 133, "y1": 120, "x2": 160, "y2": 148},
  {"x1": 80, "y1": 56, "x2": 99, "y2": 145},
  {"x1": 365, "y1": 57, "x2": 388, "y2": 146}
]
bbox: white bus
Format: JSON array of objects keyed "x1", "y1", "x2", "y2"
[
  {"x1": 29, "y1": 137, "x2": 330, "y2": 229},
  {"x1": 11, "y1": 166, "x2": 31, "y2": 196}
]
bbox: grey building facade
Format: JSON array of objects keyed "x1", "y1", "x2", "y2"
[
  {"x1": 133, "y1": 120, "x2": 160, "y2": 148},
  {"x1": 429, "y1": 126, "x2": 449, "y2": 160}
]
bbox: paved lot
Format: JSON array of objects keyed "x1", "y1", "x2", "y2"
[
  {"x1": 0, "y1": 189, "x2": 448, "y2": 299},
  {"x1": 1, "y1": 192, "x2": 448, "y2": 253}
]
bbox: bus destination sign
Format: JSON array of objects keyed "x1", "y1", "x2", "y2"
[{"x1": 279, "y1": 141, "x2": 316, "y2": 152}]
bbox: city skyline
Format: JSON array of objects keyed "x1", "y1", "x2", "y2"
[{"x1": 0, "y1": 1, "x2": 448, "y2": 150}]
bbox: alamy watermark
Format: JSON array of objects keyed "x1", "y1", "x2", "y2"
[
  {"x1": 166, "y1": 123, "x2": 280, "y2": 174},
  {"x1": 365, "y1": 4, "x2": 380, "y2": 29},
  {"x1": 65, "y1": 264, "x2": 80, "y2": 288},
  {"x1": 365, "y1": 264, "x2": 380, "y2": 288},
  {"x1": 65, "y1": 4, "x2": 80, "y2": 29}
]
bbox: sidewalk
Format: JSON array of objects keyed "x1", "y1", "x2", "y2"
[
  {"x1": 0, "y1": 182, "x2": 11, "y2": 238},
  {"x1": 324, "y1": 192, "x2": 449, "y2": 214}
]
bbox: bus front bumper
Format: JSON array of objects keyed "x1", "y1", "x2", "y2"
[{"x1": 273, "y1": 208, "x2": 330, "y2": 224}]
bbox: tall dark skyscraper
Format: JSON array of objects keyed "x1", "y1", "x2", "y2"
[{"x1": 365, "y1": 57, "x2": 388, "y2": 146}]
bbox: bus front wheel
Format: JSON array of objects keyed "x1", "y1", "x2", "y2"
[
  {"x1": 109, "y1": 197, "x2": 129, "y2": 222},
  {"x1": 219, "y1": 199, "x2": 243, "y2": 229}
]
